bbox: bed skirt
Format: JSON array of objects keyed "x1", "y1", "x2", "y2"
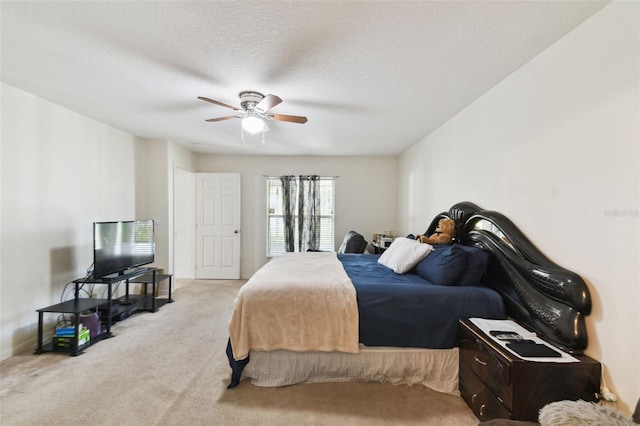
[{"x1": 241, "y1": 345, "x2": 460, "y2": 395}]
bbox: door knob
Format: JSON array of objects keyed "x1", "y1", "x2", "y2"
[{"x1": 234, "y1": 230, "x2": 239, "y2": 234}]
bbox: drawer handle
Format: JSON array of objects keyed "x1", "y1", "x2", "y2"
[
  {"x1": 472, "y1": 393, "x2": 478, "y2": 403},
  {"x1": 474, "y1": 355, "x2": 487, "y2": 366},
  {"x1": 480, "y1": 404, "x2": 486, "y2": 417}
]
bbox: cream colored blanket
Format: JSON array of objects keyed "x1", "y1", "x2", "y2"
[{"x1": 228, "y1": 252, "x2": 360, "y2": 361}]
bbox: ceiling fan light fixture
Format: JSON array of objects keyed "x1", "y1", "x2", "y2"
[
  {"x1": 200, "y1": 91, "x2": 307, "y2": 140},
  {"x1": 242, "y1": 116, "x2": 264, "y2": 134}
]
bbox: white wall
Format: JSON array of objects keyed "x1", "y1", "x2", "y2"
[
  {"x1": 196, "y1": 155, "x2": 398, "y2": 278},
  {"x1": 0, "y1": 83, "x2": 139, "y2": 359},
  {"x1": 136, "y1": 138, "x2": 196, "y2": 277},
  {"x1": 398, "y1": 2, "x2": 639, "y2": 413},
  {"x1": 139, "y1": 139, "x2": 170, "y2": 274}
]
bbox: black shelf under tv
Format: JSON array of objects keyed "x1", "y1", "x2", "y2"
[
  {"x1": 126, "y1": 272, "x2": 174, "y2": 312},
  {"x1": 35, "y1": 267, "x2": 174, "y2": 356}
]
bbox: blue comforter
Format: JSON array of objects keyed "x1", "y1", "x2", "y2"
[{"x1": 339, "y1": 253, "x2": 505, "y2": 348}]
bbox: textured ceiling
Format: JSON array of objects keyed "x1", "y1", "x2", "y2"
[{"x1": 1, "y1": 1, "x2": 609, "y2": 156}]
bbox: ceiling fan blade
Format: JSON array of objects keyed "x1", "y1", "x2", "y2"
[
  {"x1": 256, "y1": 94, "x2": 282, "y2": 112},
  {"x1": 270, "y1": 114, "x2": 308, "y2": 124},
  {"x1": 198, "y1": 96, "x2": 238, "y2": 110},
  {"x1": 205, "y1": 116, "x2": 237, "y2": 122}
]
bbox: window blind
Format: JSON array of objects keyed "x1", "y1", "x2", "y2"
[{"x1": 266, "y1": 177, "x2": 335, "y2": 256}]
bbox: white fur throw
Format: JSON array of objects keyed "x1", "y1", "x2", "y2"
[{"x1": 539, "y1": 400, "x2": 637, "y2": 426}]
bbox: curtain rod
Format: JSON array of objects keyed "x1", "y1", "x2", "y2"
[{"x1": 262, "y1": 175, "x2": 339, "y2": 179}]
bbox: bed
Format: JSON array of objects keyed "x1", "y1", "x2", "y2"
[{"x1": 226, "y1": 202, "x2": 592, "y2": 394}]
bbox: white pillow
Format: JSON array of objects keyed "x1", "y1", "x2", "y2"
[{"x1": 377, "y1": 237, "x2": 433, "y2": 274}]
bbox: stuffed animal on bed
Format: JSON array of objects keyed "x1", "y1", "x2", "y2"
[{"x1": 417, "y1": 218, "x2": 456, "y2": 245}]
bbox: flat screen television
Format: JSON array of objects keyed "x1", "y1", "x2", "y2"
[{"x1": 93, "y1": 220, "x2": 155, "y2": 278}]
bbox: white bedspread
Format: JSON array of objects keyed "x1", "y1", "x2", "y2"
[{"x1": 228, "y1": 252, "x2": 360, "y2": 361}]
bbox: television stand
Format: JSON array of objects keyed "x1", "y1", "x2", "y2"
[{"x1": 35, "y1": 267, "x2": 173, "y2": 356}]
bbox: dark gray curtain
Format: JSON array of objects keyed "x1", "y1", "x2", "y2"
[
  {"x1": 298, "y1": 175, "x2": 321, "y2": 252},
  {"x1": 280, "y1": 175, "x2": 321, "y2": 252},
  {"x1": 280, "y1": 175, "x2": 297, "y2": 252}
]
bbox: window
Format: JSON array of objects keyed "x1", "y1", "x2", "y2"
[{"x1": 266, "y1": 177, "x2": 335, "y2": 256}]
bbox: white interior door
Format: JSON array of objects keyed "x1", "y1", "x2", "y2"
[
  {"x1": 174, "y1": 168, "x2": 195, "y2": 279},
  {"x1": 195, "y1": 173, "x2": 241, "y2": 279}
]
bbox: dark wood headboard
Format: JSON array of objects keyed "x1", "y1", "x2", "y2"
[{"x1": 425, "y1": 202, "x2": 591, "y2": 354}]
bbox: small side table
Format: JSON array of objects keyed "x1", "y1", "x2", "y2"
[
  {"x1": 458, "y1": 319, "x2": 601, "y2": 422},
  {"x1": 125, "y1": 272, "x2": 174, "y2": 312}
]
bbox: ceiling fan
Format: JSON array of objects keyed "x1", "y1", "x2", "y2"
[{"x1": 198, "y1": 91, "x2": 308, "y2": 134}]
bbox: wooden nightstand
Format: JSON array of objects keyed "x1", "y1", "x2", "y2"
[{"x1": 458, "y1": 319, "x2": 601, "y2": 422}]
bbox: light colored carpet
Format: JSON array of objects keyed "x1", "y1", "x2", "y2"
[{"x1": 0, "y1": 279, "x2": 479, "y2": 425}]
